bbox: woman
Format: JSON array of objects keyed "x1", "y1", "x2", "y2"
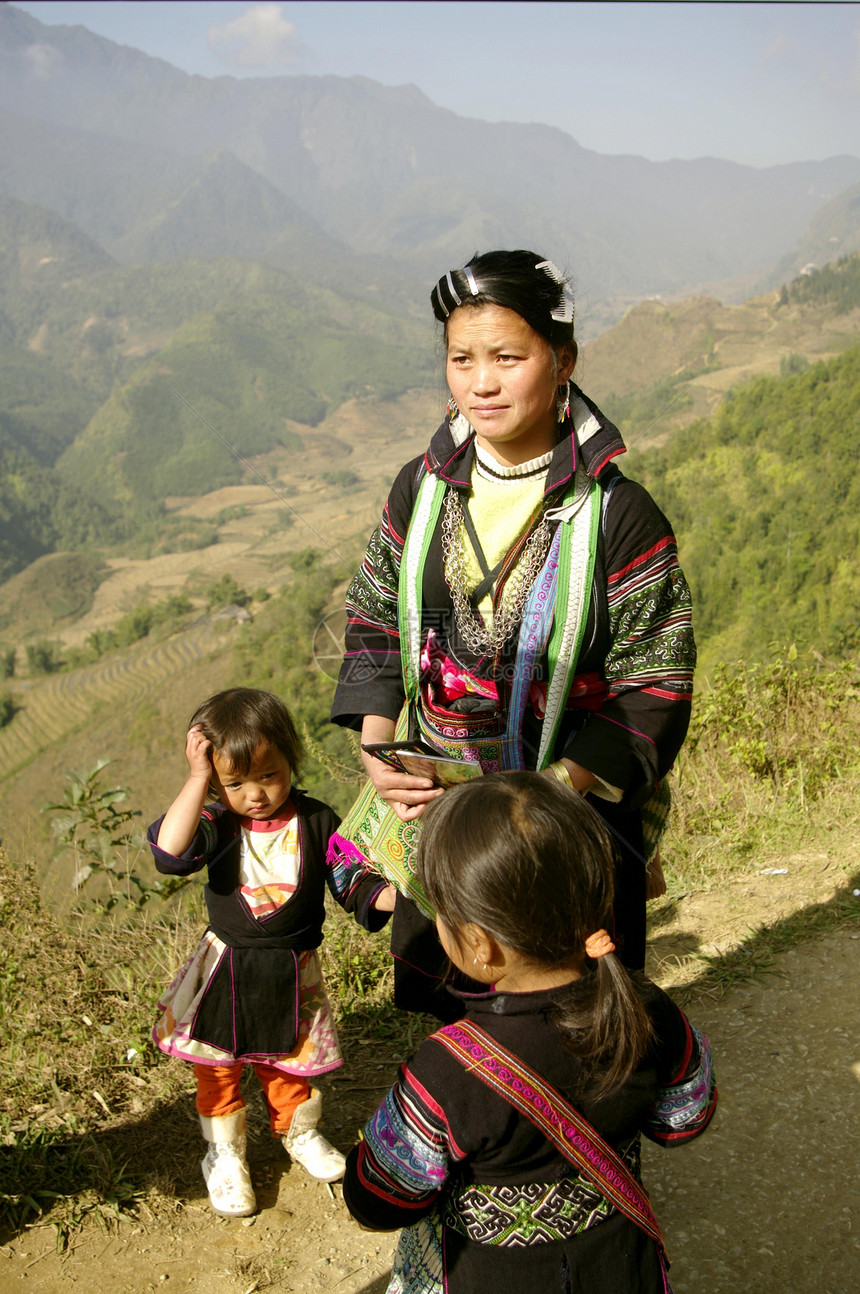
[{"x1": 329, "y1": 250, "x2": 695, "y2": 1017}]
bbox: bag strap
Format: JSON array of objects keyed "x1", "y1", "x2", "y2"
[
  {"x1": 537, "y1": 474, "x2": 601, "y2": 768},
  {"x1": 397, "y1": 463, "x2": 601, "y2": 771},
  {"x1": 434, "y1": 1019, "x2": 667, "y2": 1264},
  {"x1": 460, "y1": 499, "x2": 507, "y2": 605}
]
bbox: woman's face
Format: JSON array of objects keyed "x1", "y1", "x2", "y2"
[{"x1": 446, "y1": 304, "x2": 575, "y2": 465}]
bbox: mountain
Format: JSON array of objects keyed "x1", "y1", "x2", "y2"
[
  {"x1": 0, "y1": 192, "x2": 113, "y2": 324},
  {"x1": 105, "y1": 149, "x2": 316, "y2": 264},
  {"x1": 57, "y1": 285, "x2": 435, "y2": 510},
  {"x1": 1, "y1": 4, "x2": 859, "y2": 330},
  {"x1": 763, "y1": 180, "x2": 860, "y2": 288},
  {"x1": 0, "y1": 191, "x2": 436, "y2": 578}
]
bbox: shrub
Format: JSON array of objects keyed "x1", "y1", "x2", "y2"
[
  {"x1": 25, "y1": 639, "x2": 61, "y2": 675},
  {"x1": 204, "y1": 573, "x2": 249, "y2": 610}
]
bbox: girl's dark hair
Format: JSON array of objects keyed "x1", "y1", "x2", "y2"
[
  {"x1": 188, "y1": 688, "x2": 302, "y2": 780},
  {"x1": 431, "y1": 249, "x2": 577, "y2": 356},
  {"x1": 417, "y1": 772, "x2": 652, "y2": 1100}
]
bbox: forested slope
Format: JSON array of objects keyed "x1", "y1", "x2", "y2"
[{"x1": 632, "y1": 343, "x2": 860, "y2": 666}]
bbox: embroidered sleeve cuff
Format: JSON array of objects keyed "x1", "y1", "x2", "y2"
[
  {"x1": 146, "y1": 816, "x2": 210, "y2": 876},
  {"x1": 644, "y1": 1024, "x2": 718, "y2": 1146}
]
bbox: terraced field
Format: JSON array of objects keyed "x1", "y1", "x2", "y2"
[{"x1": 0, "y1": 623, "x2": 217, "y2": 782}]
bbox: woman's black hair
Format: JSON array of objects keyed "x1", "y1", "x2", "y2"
[
  {"x1": 416, "y1": 772, "x2": 652, "y2": 1100},
  {"x1": 188, "y1": 688, "x2": 303, "y2": 781},
  {"x1": 430, "y1": 249, "x2": 577, "y2": 355}
]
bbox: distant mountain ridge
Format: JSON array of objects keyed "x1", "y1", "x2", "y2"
[{"x1": 2, "y1": 4, "x2": 859, "y2": 331}]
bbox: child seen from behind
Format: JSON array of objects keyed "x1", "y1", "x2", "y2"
[
  {"x1": 149, "y1": 688, "x2": 394, "y2": 1218},
  {"x1": 343, "y1": 772, "x2": 717, "y2": 1293}
]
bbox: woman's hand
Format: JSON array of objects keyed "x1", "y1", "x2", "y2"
[
  {"x1": 360, "y1": 715, "x2": 444, "y2": 823},
  {"x1": 362, "y1": 750, "x2": 443, "y2": 822}
]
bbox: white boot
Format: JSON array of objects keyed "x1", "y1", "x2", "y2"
[
  {"x1": 200, "y1": 1109, "x2": 257, "y2": 1218},
  {"x1": 281, "y1": 1087, "x2": 346, "y2": 1183}
]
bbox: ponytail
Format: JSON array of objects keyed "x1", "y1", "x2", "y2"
[{"x1": 554, "y1": 952, "x2": 654, "y2": 1102}]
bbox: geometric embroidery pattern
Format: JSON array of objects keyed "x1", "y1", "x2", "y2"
[
  {"x1": 445, "y1": 1138, "x2": 639, "y2": 1248},
  {"x1": 447, "y1": 1175, "x2": 614, "y2": 1247}
]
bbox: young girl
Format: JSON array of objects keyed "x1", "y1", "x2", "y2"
[
  {"x1": 148, "y1": 688, "x2": 394, "y2": 1219},
  {"x1": 343, "y1": 773, "x2": 717, "y2": 1293}
]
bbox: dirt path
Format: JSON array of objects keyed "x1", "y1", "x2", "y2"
[
  {"x1": 2, "y1": 885, "x2": 858, "y2": 1293},
  {"x1": 645, "y1": 926, "x2": 860, "y2": 1294}
]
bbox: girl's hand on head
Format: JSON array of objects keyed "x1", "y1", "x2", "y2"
[{"x1": 185, "y1": 724, "x2": 213, "y2": 782}]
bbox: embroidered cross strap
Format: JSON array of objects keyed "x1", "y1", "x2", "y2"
[{"x1": 434, "y1": 1019, "x2": 668, "y2": 1265}]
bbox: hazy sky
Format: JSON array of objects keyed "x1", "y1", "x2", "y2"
[{"x1": 14, "y1": 2, "x2": 860, "y2": 168}]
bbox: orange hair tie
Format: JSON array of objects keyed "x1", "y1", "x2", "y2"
[{"x1": 584, "y1": 929, "x2": 616, "y2": 960}]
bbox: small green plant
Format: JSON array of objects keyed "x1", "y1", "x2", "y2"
[
  {"x1": 45, "y1": 759, "x2": 139, "y2": 889},
  {"x1": 0, "y1": 691, "x2": 13, "y2": 728},
  {"x1": 44, "y1": 762, "x2": 193, "y2": 911},
  {"x1": 0, "y1": 646, "x2": 15, "y2": 679},
  {"x1": 44, "y1": 761, "x2": 149, "y2": 907},
  {"x1": 321, "y1": 469, "x2": 360, "y2": 489},
  {"x1": 689, "y1": 645, "x2": 860, "y2": 799},
  {"x1": 780, "y1": 351, "x2": 809, "y2": 378},
  {"x1": 0, "y1": 1120, "x2": 145, "y2": 1246},
  {"x1": 216, "y1": 504, "x2": 249, "y2": 524},
  {"x1": 662, "y1": 645, "x2": 860, "y2": 890}
]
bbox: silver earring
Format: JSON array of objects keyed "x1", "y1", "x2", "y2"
[{"x1": 556, "y1": 380, "x2": 570, "y2": 424}]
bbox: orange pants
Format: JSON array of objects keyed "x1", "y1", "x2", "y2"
[{"x1": 194, "y1": 1062, "x2": 310, "y2": 1135}]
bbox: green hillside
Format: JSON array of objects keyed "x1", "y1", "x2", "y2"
[
  {"x1": 0, "y1": 195, "x2": 434, "y2": 576},
  {"x1": 583, "y1": 253, "x2": 860, "y2": 444},
  {"x1": 58, "y1": 289, "x2": 433, "y2": 510},
  {"x1": 630, "y1": 343, "x2": 860, "y2": 668}
]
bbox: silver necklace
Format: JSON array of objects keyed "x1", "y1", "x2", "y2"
[{"x1": 440, "y1": 488, "x2": 553, "y2": 655}]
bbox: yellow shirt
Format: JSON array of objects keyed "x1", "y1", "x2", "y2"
[{"x1": 460, "y1": 445, "x2": 550, "y2": 621}]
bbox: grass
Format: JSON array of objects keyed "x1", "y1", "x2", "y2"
[
  {"x1": 0, "y1": 1122, "x2": 146, "y2": 1250},
  {"x1": 658, "y1": 649, "x2": 860, "y2": 892}
]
